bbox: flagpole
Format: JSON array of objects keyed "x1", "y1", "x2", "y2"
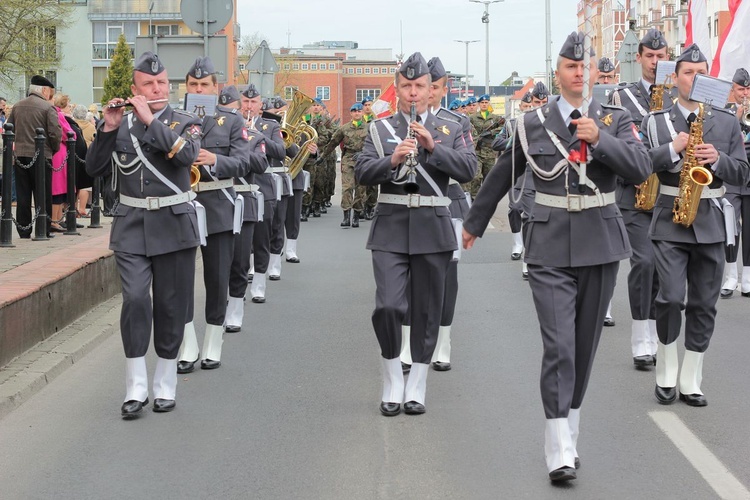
[{"x1": 579, "y1": 0, "x2": 593, "y2": 193}]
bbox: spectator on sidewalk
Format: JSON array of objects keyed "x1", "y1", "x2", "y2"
[{"x1": 72, "y1": 105, "x2": 94, "y2": 216}]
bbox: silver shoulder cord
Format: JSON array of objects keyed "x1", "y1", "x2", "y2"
[{"x1": 509, "y1": 117, "x2": 528, "y2": 205}]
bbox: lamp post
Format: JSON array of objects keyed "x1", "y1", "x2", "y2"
[
  {"x1": 470, "y1": 0, "x2": 503, "y2": 95},
  {"x1": 455, "y1": 39, "x2": 480, "y2": 99}
]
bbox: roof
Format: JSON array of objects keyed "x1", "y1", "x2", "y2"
[{"x1": 511, "y1": 79, "x2": 535, "y2": 100}]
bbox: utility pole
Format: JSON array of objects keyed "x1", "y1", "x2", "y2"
[
  {"x1": 470, "y1": 0, "x2": 503, "y2": 95},
  {"x1": 455, "y1": 40, "x2": 480, "y2": 99},
  {"x1": 545, "y1": 0, "x2": 552, "y2": 90}
]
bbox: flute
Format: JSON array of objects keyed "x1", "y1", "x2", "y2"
[{"x1": 108, "y1": 98, "x2": 169, "y2": 109}]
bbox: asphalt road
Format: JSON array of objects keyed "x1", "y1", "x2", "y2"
[{"x1": 1, "y1": 209, "x2": 749, "y2": 499}]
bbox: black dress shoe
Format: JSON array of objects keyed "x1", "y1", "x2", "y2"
[
  {"x1": 549, "y1": 466, "x2": 576, "y2": 482},
  {"x1": 574, "y1": 457, "x2": 580, "y2": 469},
  {"x1": 603, "y1": 317, "x2": 615, "y2": 327},
  {"x1": 76, "y1": 223, "x2": 84, "y2": 228},
  {"x1": 432, "y1": 361, "x2": 451, "y2": 371},
  {"x1": 380, "y1": 402, "x2": 400, "y2": 416},
  {"x1": 633, "y1": 355, "x2": 655, "y2": 370},
  {"x1": 401, "y1": 362, "x2": 411, "y2": 374},
  {"x1": 742, "y1": 291, "x2": 750, "y2": 297},
  {"x1": 679, "y1": 392, "x2": 707, "y2": 407},
  {"x1": 121, "y1": 397, "x2": 149, "y2": 419},
  {"x1": 720, "y1": 288, "x2": 734, "y2": 299},
  {"x1": 404, "y1": 401, "x2": 425, "y2": 415},
  {"x1": 153, "y1": 398, "x2": 175, "y2": 412},
  {"x1": 225, "y1": 325, "x2": 241, "y2": 333},
  {"x1": 177, "y1": 359, "x2": 197, "y2": 374},
  {"x1": 269, "y1": 274, "x2": 280, "y2": 281},
  {"x1": 251, "y1": 296, "x2": 265, "y2": 303},
  {"x1": 655, "y1": 384, "x2": 677, "y2": 404},
  {"x1": 201, "y1": 359, "x2": 221, "y2": 370},
  {"x1": 286, "y1": 256, "x2": 300, "y2": 263},
  {"x1": 511, "y1": 252, "x2": 522, "y2": 260}
]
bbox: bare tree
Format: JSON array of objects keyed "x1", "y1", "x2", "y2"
[{"x1": 238, "y1": 32, "x2": 269, "y2": 62}]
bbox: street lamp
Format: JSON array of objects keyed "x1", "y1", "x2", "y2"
[
  {"x1": 470, "y1": 0, "x2": 503, "y2": 95},
  {"x1": 455, "y1": 40, "x2": 480, "y2": 100}
]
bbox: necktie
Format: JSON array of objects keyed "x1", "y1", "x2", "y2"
[
  {"x1": 687, "y1": 112, "x2": 697, "y2": 125},
  {"x1": 568, "y1": 109, "x2": 581, "y2": 136}
]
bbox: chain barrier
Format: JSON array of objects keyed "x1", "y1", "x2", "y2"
[
  {"x1": 14, "y1": 150, "x2": 40, "y2": 170},
  {"x1": 51, "y1": 148, "x2": 69, "y2": 172},
  {"x1": 0, "y1": 206, "x2": 41, "y2": 232}
]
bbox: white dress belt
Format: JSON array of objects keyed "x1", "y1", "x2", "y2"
[
  {"x1": 265, "y1": 166, "x2": 288, "y2": 174},
  {"x1": 119, "y1": 191, "x2": 196, "y2": 210},
  {"x1": 659, "y1": 185, "x2": 725, "y2": 199},
  {"x1": 192, "y1": 178, "x2": 234, "y2": 193},
  {"x1": 378, "y1": 193, "x2": 451, "y2": 208},
  {"x1": 234, "y1": 184, "x2": 260, "y2": 192},
  {"x1": 534, "y1": 191, "x2": 616, "y2": 211}
]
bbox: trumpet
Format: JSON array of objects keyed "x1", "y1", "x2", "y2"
[
  {"x1": 108, "y1": 98, "x2": 169, "y2": 109},
  {"x1": 190, "y1": 165, "x2": 201, "y2": 188},
  {"x1": 740, "y1": 97, "x2": 750, "y2": 127},
  {"x1": 403, "y1": 102, "x2": 420, "y2": 194}
]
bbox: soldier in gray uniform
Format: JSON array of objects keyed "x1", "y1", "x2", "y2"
[
  {"x1": 176, "y1": 60, "x2": 253, "y2": 374},
  {"x1": 720, "y1": 68, "x2": 750, "y2": 298},
  {"x1": 356, "y1": 52, "x2": 476, "y2": 417},
  {"x1": 463, "y1": 33, "x2": 651, "y2": 482},
  {"x1": 641, "y1": 44, "x2": 750, "y2": 407},
  {"x1": 283, "y1": 142, "x2": 313, "y2": 264},
  {"x1": 86, "y1": 52, "x2": 202, "y2": 418},
  {"x1": 608, "y1": 29, "x2": 671, "y2": 368}
]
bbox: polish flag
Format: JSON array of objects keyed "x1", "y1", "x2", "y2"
[
  {"x1": 685, "y1": 0, "x2": 712, "y2": 63},
  {"x1": 711, "y1": 0, "x2": 750, "y2": 80},
  {"x1": 372, "y1": 83, "x2": 397, "y2": 118}
]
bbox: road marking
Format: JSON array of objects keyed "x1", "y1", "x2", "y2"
[{"x1": 650, "y1": 411, "x2": 750, "y2": 500}]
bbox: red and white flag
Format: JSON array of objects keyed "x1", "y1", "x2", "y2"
[
  {"x1": 372, "y1": 83, "x2": 397, "y2": 118},
  {"x1": 685, "y1": 0, "x2": 712, "y2": 64},
  {"x1": 711, "y1": 0, "x2": 750, "y2": 80}
]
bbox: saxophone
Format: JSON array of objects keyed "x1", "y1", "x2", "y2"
[
  {"x1": 634, "y1": 81, "x2": 667, "y2": 210},
  {"x1": 672, "y1": 103, "x2": 713, "y2": 227}
]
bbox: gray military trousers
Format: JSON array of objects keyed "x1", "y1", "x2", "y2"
[{"x1": 623, "y1": 209, "x2": 659, "y2": 320}]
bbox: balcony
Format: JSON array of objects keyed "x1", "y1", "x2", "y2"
[
  {"x1": 662, "y1": 3, "x2": 676, "y2": 20},
  {"x1": 649, "y1": 9, "x2": 663, "y2": 25}
]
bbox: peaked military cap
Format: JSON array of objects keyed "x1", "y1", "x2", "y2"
[
  {"x1": 350, "y1": 102, "x2": 363, "y2": 111},
  {"x1": 218, "y1": 85, "x2": 241, "y2": 105},
  {"x1": 399, "y1": 52, "x2": 429, "y2": 80},
  {"x1": 478, "y1": 94, "x2": 490, "y2": 102},
  {"x1": 134, "y1": 51, "x2": 165, "y2": 75},
  {"x1": 467, "y1": 96, "x2": 477, "y2": 104},
  {"x1": 676, "y1": 43, "x2": 707, "y2": 64},
  {"x1": 531, "y1": 82, "x2": 549, "y2": 99},
  {"x1": 187, "y1": 57, "x2": 215, "y2": 79},
  {"x1": 521, "y1": 91, "x2": 533, "y2": 104},
  {"x1": 427, "y1": 57, "x2": 447, "y2": 81},
  {"x1": 559, "y1": 32, "x2": 595, "y2": 61},
  {"x1": 640, "y1": 29, "x2": 668, "y2": 50},
  {"x1": 361, "y1": 95, "x2": 374, "y2": 104},
  {"x1": 242, "y1": 83, "x2": 260, "y2": 99},
  {"x1": 598, "y1": 57, "x2": 615, "y2": 73},
  {"x1": 30, "y1": 75, "x2": 55, "y2": 88},
  {"x1": 733, "y1": 68, "x2": 750, "y2": 87}
]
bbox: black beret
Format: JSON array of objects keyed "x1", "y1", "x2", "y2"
[
  {"x1": 242, "y1": 83, "x2": 260, "y2": 99},
  {"x1": 134, "y1": 51, "x2": 165, "y2": 75},
  {"x1": 733, "y1": 68, "x2": 750, "y2": 87},
  {"x1": 531, "y1": 82, "x2": 549, "y2": 99},
  {"x1": 427, "y1": 56, "x2": 446, "y2": 81},
  {"x1": 640, "y1": 29, "x2": 668, "y2": 50},
  {"x1": 559, "y1": 32, "x2": 595, "y2": 61},
  {"x1": 218, "y1": 85, "x2": 241, "y2": 105},
  {"x1": 30, "y1": 75, "x2": 54, "y2": 88},
  {"x1": 399, "y1": 52, "x2": 429, "y2": 80},
  {"x1": 187, "y1": 57, "x2": 215, "y2": 79},
  {"x1": 676, "y1": 43, "x2": 707, "y2": 64},
  {"x1": 598, "y1": 57, "x2": 615, "y2": 73}
]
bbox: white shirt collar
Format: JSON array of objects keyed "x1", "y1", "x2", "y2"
[
  {"x1": 641, "y1": 78, "x2": 654, "y2": 94},
  {"x1": 676, "y1": 101, "x2": 700, "y2": 122},
  {"x1": 556, "y1": 96, "x2": 582, "y2": 126}
]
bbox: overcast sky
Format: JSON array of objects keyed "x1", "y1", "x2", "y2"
[{"x1": 237, "y1": 0, "x2": 581, "y2": 86}]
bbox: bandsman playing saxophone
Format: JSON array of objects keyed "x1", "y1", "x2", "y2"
[{"x1": 640, "y1": 44, "x2": 750, "y2": 407}]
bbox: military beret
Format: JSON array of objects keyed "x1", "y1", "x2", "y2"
[
  {"x1": 598, "y1": 57, "x2": 615, "y2": 73},
  {"x1": 399, "y1": 52, "x2": 429, "y2": 80},
  {"x1": 218, "y1": 85, "x2": 241, "y2": 105},
  {"x1": 350, "y1": 102, "x2": 363, "y2": 111},
  {"x1": 559, "y1": 32, "x2": 595, "y2": 61},
  {"x1": 467, "y1": 97, "x2": 477, "y2": 104},
  {"x1": 30, "y1": 75, "x2": 55, "y2": 88},
  {"x1": 640, "y1": 29, "x2": 668, "y2": 51},
  {"x1": 460, "y1": 100, "x2": 467, "y2": 107},
  {"x1": 242, "y1": 83, "x2": 260, "y2": 99},
  {"x1": 676, "y1": 43, "x2": 707, "y2": 64},
  {"x1": 732, "y1": 68, "x2": 750, "y2": 88},
  {"x1": 427, "y1": 57, "x2": 447, "y2": 81},
  {"x1": 449, "y1": 99, "x2": 460, "y2": 110},
  {"x1": 521, "y1": 91, "x2": 533, "y2": 104},
  {"x1": 361, "y1": 95, "x2": 374, "y2": 104},
  {"x1": 313, "y1": 97, "x2": 324, "y2": 105},
  {"x1": 531, "y1": 82, "x2": 549, "y2": 99},
  {"x1": 478, "y1": 94, "x2": 490, "y2": 102},
  {"x1": 134, "y1": 51, "x2": 165, "y2": 75},
  {"x1": 187, "y1": 57, "x2": 215, "y2": 79}
]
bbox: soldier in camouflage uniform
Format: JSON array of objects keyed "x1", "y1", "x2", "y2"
[
  {"x1": 467, "y1": 94, "x2": 503, "y2": 198},
  {"x1": 302, "y1": 98, "x2": 336, "y2": 219},
  {"x1": 319, "y1": 102, "x2": 368, "y2": 228},
  {"x1": 361, "y1": 95, "x2": 379, "y2": 219}
]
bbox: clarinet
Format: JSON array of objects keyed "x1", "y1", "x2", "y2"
[{"x1": 403, "y1": 102, "x2": 420, "y2": 194}]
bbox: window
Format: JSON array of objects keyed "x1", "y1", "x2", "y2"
[
  {"x1": 373, "y1": 68, "x2": 379, "y2": 74},
  {"x1": 347, "y1": 68, "x2": 354, "y2": 74},
  {"x1": 30, "y1": 26, "x2": 57, "y2": 60},
  {"x1": 239, "y1": 63, "x2": 245, "y2": 71},
  {"x1": 356, "y1": 67, "x2": 362, "y2": 74},
  {"x1": 292, "y1": 63, "x2": 300, "y2": 70},
  {"x1": 311, "y1": 63, "x2": 318, "y2": 70},
  {"x1": 316, "y1": 86, "x2": 331, "y2": 101},
  {"x1": 284, "y1": 63, "x2": 290, "y2": 70},
  {"x1": 301, "y1": 63, "x2": 309, "y2": 70},
  {"x1": 151, "y1": 24, "x2": 179, "y2": 36},
  {"x1": 365, "y1": 67, "x2": 371, "y2": 74},
  {"x1": 382, "y1": 67, "x2": 388, "y2": 73},
  {"x1": 92, "y1": 21, "x2": 137, "y2": 60},
  {"x1": 329, "y1": 63, "x2": 336, "y2": 70},
  {"x1": 389, "y1": 68, "x2": 396, "y2": 74},
  {"x1": 356, "y1": 89, "x2": 381, "y2": 102},
  {"x1": 283, "y1": 86, "x2": 299, "y2": 100}
]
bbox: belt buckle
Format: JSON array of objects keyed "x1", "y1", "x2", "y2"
[
  {"x1": 146, "y1": 196, "x2": 160, "y2": 210},
  {"x1": 566, "y1": 194, "x2": 582, "y2": 212},
  {"x1": 407, "y1": 194, "x2": 421, "y2": 208}
]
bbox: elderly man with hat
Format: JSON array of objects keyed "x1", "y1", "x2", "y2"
[
  {"x1": 463, "y1": 32, "x2": 651, "y2": 481},
  {"x1": 6, "y1": 74, "x2": 62, "y2": 238},
  {"x1": 86, "y1": 52, "x2": 203, "y2": 418},
  {"x1": 608, "y1": 28, "x2": 673, "y2": 369},
  {"x1": 176, "y1": 58, "x2": 256, "y2": 374},
  {"x1": 597, "y1": 57, "x2": 617, "y2": 84},
  {"x1": 641, "y1": 44, "x2": 750, "y2": 408},
  {"x1": 719, "y1": 68, "x2": 750, "y2": 298},
  {"x1": 356, "y1": 52, "x2": 476, "y2": 417}
]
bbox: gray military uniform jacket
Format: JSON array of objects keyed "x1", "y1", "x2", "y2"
[
  {"x1": 723, "y1": 102, "x2": 750, "y2": 196},
  {"x1": 355, "y1": 111, "x2": 476, "y2": 255},
  {"x1": 464, "y1": 98, "x2": 651, "y2": 267},
  {"x1": 197, "y1": 106, "x2": 252, "y2": 235},
  {"x1": 641, "y1": 106, "x2": 750, "y2": 244},
  {"x1": 434, "y1": 108, "x2": 477, "y2": 220},
  {"x1": 86, "y1": 106, "x2": 202, "y2": 256},
  {"x1": 235, "y1": 132, "x2": 269, "y2": 222},
  {"x1": 258, "y1": 117, "x2": 299, "y2": 197}
]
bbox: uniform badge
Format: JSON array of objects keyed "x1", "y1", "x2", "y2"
[
  {"x1": 651, "y1": 38, "x2": 660, "y2": 49},
  {"x1": 691, "y1": 50, "x2": 699, "y2": 62},
  {"x1": 600, "y1": 113, "x2": 613, "y2": 127},
  {"x1": 631, "y1": 124, "x2": 641, "y2": 141},
  {"x1": 217, "y1": 116, "x2": 225, "y2": 126},
  {"x1": 196, "y1": 67, "x2": 202, "y2": 78},
  {"x1": 438, "y1": 125, "x2": 450, "y2": 135},
  {"x1": 574, "y1": 43, "x2": 583, "y2": 59},
  {"x1": 262, "y1": 124, "x2": 268, "y2": 131},
  {"x1": 406, "y1": 67, "x2": 415, "y2": 79},
  {"x1": 242, "y1": 129, "x2": 250, "y2": 141},
  {"x1": 187, "y1": 124, "x2": 202, "y2": 140},
  {"x1": 169, "y1": 121, "x2": 179, "y2": 130},
  {"x1": 120, "y1": 154, "x2": 127, "y2": 161},
  {"x1": 151, "y1": 61, "x2": 159, "y2": 73}
]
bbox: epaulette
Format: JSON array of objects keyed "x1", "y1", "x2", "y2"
[
  {"x1": 709, "y1": 105, "x2": 735, "y2": 117},
  {"x1": 434, "y1": 107, "x2": 461, "y2": 124},
  {"x1": 618, "y1": 82, "x2": 629, "y2": 87},
  {"x1": 600, "y1": 103, "x2": 628, "y2": 112},
  {"x1": 372, "y1": 115, "x2": 392, "y2": 123},
  {"x1": 651, "y1": 107, "x2": 670, "y2": 115},
  {"x1": 172, "y1": 109, "x2": 198, "y2": 119}
]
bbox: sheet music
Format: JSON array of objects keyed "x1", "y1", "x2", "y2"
[
  {"x1": 689, "y1": 74, "x2": 733, "y2": 107},
  {"x1": 655, "y1": 61, "x2": 677, "y2": 84},
  {"x1": 184, "y1": 93, "x2": 218, "y2": 119}
]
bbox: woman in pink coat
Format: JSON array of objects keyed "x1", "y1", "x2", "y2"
[{"x1": 50, "y1": 94, "x2": 75, "y2": 232}]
